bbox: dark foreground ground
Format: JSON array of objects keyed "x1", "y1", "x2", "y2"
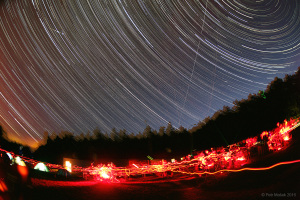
[{"x1": 2, "y1": 128, "x2": 300, "y2": 200}]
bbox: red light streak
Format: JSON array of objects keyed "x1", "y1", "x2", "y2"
[
  {"x1": 172, "y1": 159, "x2": 300, "y2": 176},
  {"x1": 0, "y1": 118, "x2": 299, "y2": 183},
  {"x1": 0, "y1": 179, "x2": 8, "y2": 192},
  {"x1": 132, "y1": 164, "x2": 139, "y2": 168}
]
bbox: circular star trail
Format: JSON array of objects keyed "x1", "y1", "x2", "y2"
[{"x1": 0, "y1": 0, "x2": 299, "y2": 146}]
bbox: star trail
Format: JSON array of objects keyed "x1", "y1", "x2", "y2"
[{"x1": 0, "y1": 0, "x2": 299, "y2": 147}]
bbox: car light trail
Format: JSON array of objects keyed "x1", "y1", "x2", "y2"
[{"x1": 172, "y1": 159, "x2": 300, "y2": 176}]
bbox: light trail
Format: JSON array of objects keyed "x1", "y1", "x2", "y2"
[
  {"x1": 180, "y1": 0, "x2": 209, "y2": 125},
  {"x1": 0, "y1": 118, "x2": 299, "y2": 183},
  {"x1": 172, "y1": 159, "x2": 300, "y2": 176}
]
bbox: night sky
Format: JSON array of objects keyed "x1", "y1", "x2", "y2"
[{"x1": 0, "y1": 0, "x2": 299, "y2": 147}]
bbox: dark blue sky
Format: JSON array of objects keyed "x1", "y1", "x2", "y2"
[{"x1": 0, "y1": 0, "x2": 299, "y2": 147}]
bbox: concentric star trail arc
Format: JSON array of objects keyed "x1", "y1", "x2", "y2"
[{"x1": 0, "y1": 0, "x2": 299, "y2": 146}]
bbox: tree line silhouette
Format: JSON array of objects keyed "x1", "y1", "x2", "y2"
[{"x1": 1, "y1": 67, "x2": 299, "y2": 166}]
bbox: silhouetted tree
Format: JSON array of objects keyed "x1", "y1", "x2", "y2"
[{"x1": 24, "y1": 67, "x2": 300, "y2": 164}]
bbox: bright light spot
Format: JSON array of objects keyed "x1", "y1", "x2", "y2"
[
  {"x1": 100, "y1": 171, "x2": 110, "y2": 179},
  {"x1": 283, "y1": 136, "x2": 290, "y2": 141},
  {"x1": 65, "y1": 161, "x2": 72, "y2": 172},
  {"x1": 34, "y1": 162, "x2": 49, "y2": 172},
  {"x1": 237, "y1": 157, "x2": 245, "y2": 161},
  {"x1": 14, "y1": 156, "x2": 26, "y2": 166},
  {"x1": 6, "y1": 152, "x2": 13, "y2": 160}
]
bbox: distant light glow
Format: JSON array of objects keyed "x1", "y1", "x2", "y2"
[
  {"x1": 100, "y1": 171, "x2": 110, "y2": 179},
  {"x1": 14, "y1": 156, "x2": 26, "y2": 166},
  {"x1": 34, "y1": 162, "x2": 49, "y2": 172},
  {"x1": 264, "y1": 119, "x2": 298, "y2": 151},
  {"x1": 283, "y1": 136, "x2": 290, "y2": 141},
  {"x1": 0, "y1": 179, "x2": 8, "y2": 192},
  {"x1": 65, "y1": 161, "x2": 72, "y2": 172},
  {"x1": 237, "y1": 157, "x2": 245, "y2": 161},
  {"x1": 6, "y1": 152, "x2": 13, "y2": 160}
]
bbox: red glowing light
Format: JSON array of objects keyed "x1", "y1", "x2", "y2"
[
  {"x1": 261, "y1": 118, "x2": 298, "y2": 151},
  {"x1": 245, "y1": 137, "x2": 257, "y2": 148},
  {"x1": 0, "y1": 180, "x2": 8, "y2": 192},
  {"x1": 17, "y1": 165, "x2": 29, "y2": 182},
  {"x1": 0, "y1": 118, "x2": 299, "y2": 184},
  {"x1": 260, "y1": 131, "x2": 268, "y2": 140},
  {"x1": 237, "y1": 157, "x2": 245, "y2": 161},
  {"x1": 100, "y1": 171, "x2": 110, "y2": 179},
  {"x1": 283, "y1": 136, "x2": 290, "y2": 141}
]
